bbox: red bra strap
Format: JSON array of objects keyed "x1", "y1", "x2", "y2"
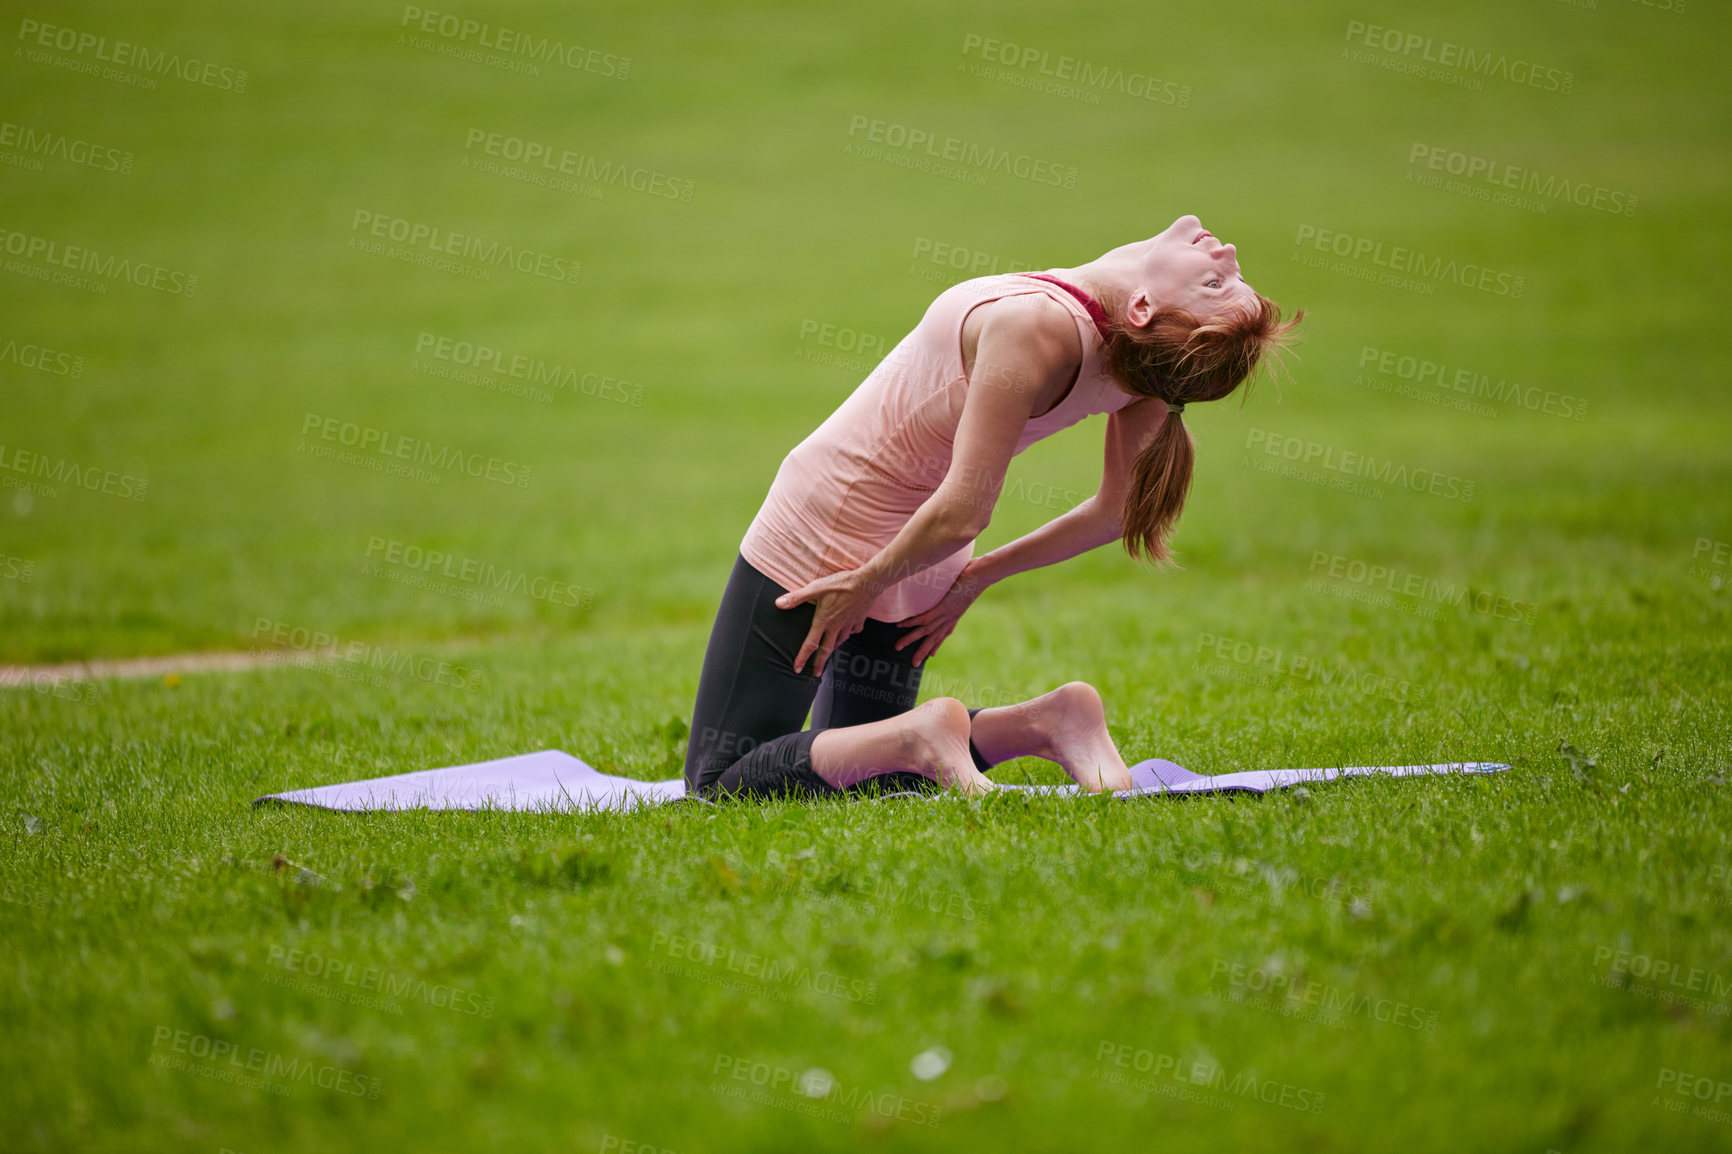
[{"x1": 1022, "y1": 273, "x2": 1113, "y2": 342}]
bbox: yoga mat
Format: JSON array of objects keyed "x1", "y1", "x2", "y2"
[{"x1": 254, "y1": 750, "x2": 1509, "y2": 813}]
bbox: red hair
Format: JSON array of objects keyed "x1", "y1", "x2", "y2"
[{"x1": 1101, "y1": 293, "x2": 1303, "y2": 563}]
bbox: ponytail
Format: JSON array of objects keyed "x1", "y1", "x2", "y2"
[
  {"x1": 1122, "y1": 402, "x2": 1195, "y2": 564},
  {"x1": 1102, "y1": 294, "x2": 1302, "y2": 563}
]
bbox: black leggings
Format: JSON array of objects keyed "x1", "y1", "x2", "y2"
[{"x1": 683, "y1": 554, "x2": 994, "y2": 801}]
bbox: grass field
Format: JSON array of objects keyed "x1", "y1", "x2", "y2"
[{"x1": 3, "y1": 1, "x2": 1730, "y2": 1150}]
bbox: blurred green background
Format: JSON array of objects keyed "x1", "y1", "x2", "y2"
[
  {"x1": 4, "y1": 0, "x2": 1723, "y2": 665},
  {"x1": 3, "y1": 3, "x2": 1732, "y2": 1151}
]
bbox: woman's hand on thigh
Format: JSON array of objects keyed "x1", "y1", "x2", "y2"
[
  {"x1": 894, "y1": 563, "x2": 986, "y2": 666},
  {"x1": 777, "y1": 569, "x2": 876, "y2": 676}
]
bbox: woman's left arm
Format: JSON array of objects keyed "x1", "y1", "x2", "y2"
[
  {"x1": 894, "y1": 398, "x2": 1169, "y2": 662},
  {"x1": 973, "y1": 396, "x2": 1168, "y2": 583}
]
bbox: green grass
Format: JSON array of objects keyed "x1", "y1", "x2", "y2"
[{"x1": 3, "y1": 0, "x2": 1731, "y2": 1150}]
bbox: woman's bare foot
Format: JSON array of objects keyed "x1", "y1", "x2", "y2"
[
  {"x1": 810, "y1": 697, "x2": 995, "y2": 796},
  {"x1": 971, "y1": 681, "x2": 1132, "y2": 793}
]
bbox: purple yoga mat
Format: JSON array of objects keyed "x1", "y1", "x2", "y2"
[{"x1": 254, "y1": 750, "x2": 1509, "y2": 812}]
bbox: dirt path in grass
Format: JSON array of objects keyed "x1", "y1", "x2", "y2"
[{"x1": 0, "y1": 649, "x2": 332, "y2": 687}]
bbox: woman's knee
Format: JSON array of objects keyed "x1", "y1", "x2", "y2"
[{"x1": 703, "y1": 730, "x2": 834, "y2": 802}]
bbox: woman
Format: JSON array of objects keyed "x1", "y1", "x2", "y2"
[{"x1": 683, "y1": 213, "x2": 1300, "y2": 801}]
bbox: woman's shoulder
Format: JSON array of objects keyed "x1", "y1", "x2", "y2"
[
  {"x1": 934, "y1": 270, "x2": 1058, "y2": 302},
  {"x1": 971, "y1": 290, "x2": 1079, "y2": 350},
  {"x1": 942, "y1": 273, "x2": 1077, "y2": 326}
]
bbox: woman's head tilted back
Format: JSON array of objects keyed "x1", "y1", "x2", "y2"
[{"x1": 1094, "y1": 214, "x2": 1303, "y2": 563}]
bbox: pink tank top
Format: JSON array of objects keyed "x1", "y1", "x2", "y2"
[{"x1": 740, "y1": 272, "x2": 1137, "y2": 623}]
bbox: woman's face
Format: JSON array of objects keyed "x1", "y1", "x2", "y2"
[{"x1": 1114, "y1": 214, "x2": 1257, "y2": 322}]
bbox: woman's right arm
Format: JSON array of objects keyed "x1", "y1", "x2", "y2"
[
  {"x1": 854, "y1": 293, "x2": 1083, "y2": 594},
  {"x1": 776, "y1": 293, "x2": 1081, "y2": 674}
]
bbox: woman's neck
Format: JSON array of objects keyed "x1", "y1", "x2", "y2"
[{"x1": 1042, "y1": 264, "x2": 1124, "y2": 320}]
